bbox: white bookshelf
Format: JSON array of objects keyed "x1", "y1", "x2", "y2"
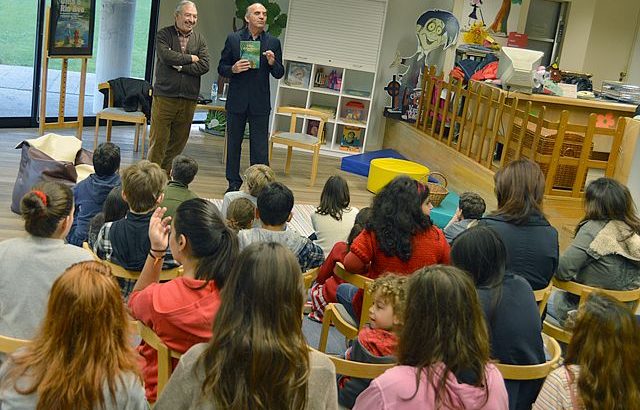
[{"x1": 270, "y1": 0, "x2": 388, "y2": 156}]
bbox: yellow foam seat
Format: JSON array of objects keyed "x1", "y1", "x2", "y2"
[{"x1": 367, "y1": 158, "x2": 430, "y2": 194}]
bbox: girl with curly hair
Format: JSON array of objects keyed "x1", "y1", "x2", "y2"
[{"x1": 337, "y1": 176, "x2": 450, "y2": 320}]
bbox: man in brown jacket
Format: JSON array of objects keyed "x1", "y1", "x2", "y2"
[{"x1": 148, "y1": 0, "x2": 209, "y2": 174}]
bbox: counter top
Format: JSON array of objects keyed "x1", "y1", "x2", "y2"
[{"x1": 506, "y1": 91, "x2": 637, "y2": 113}]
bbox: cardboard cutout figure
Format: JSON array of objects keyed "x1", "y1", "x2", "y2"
[{"x1": 391, "y1": 10, "x2": 459, "y2": 118}]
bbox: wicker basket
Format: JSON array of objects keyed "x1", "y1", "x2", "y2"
[
  {"x1": 507, "y1": 124, "x2": 591, "y2": 191},
  {"x1": 426, "y1": 171, "x2": 449, "y2": 207}
]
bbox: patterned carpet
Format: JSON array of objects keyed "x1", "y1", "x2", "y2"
[{"x1": 207, "y1": 198, "x2": 316, "y2": 237}]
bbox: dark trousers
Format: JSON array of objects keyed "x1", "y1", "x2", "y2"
[
  {"x1": 225, "y1": 111, "x2": 269, "y2": 186},
  {"x1": 148, "y1": 95, "x2": 197, "y2": 173}
]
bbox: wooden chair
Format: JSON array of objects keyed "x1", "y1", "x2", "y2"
[
  {"x1": 542, "y1": 278, "x2": 640, "y2": 344},
  {"x1": 318, "y1": 262, "x2": 373, "y2": 352},
  {"x1": 303, "y1": 267, "x2": 319, "y2": 291},
  {"x1": 269, "y1": 106, "x2": 330, "y2": 186},
  {"x1": 94, "y1": 81, "x2": 150, "y2": 157},
  {"x1": 495, "y1": 333, "x2": 562, "y2": 380},
  {"x1": 136, "y1": 322, "x2": 182, "y2": 400},
  {"x1": 82, "y1": 242, "x2": 183, "y2": 282},
  {"x1": 533, "y1": 281, "x2": 553, "y2": 317},
  {"x1": 309, "y1": 346, "x2": 394, "y2": 379},
  {"x1": 0, "y1": 335, "x2": 29, "y2": 354}
]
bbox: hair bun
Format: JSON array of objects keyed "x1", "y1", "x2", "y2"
[{"x1": 20, "y1": 191, "x2": 48, "y2": 218}]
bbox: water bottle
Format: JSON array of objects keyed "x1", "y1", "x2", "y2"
[{"x1": 211, "y1": 82, "x2": 218, "y2": 102}]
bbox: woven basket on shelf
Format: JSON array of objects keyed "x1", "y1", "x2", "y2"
[{"x1": 425, "y1": 171, "x2": 448, "y2": 208}]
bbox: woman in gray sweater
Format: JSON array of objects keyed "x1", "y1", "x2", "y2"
[
  {"x1": 154, "y1": 242, "x2": 338, "y2": 410},
  {"x1": 0, "y1": 181, "x2": 93, "y2": 340},
  {"x1": 551, "y1": 178, "x2": 640, "y2": 324}
]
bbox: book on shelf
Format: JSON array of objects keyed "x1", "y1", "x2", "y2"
[
  {"x1": 240, "y1": 40, "x2": 261, "y2": 68},
  {"x1": 306, "y1": 119, "x2": 327, "y2": 139},
  {"x1": 285, "y1": 62, "x2": 311, "y2": 88},
  {"x1": 340, "y1": 126, "x2": 363, "y2": 152}
]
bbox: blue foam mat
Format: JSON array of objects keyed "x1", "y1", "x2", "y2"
[{"x1": 340, "y1": 149, "x2": 405, "y2": 177}]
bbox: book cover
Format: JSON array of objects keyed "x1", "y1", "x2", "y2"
[
  {"x1": 285, "y1": 62, "x2": 311, "y2": 88},
  {"x1": 340, "y1": 126, "x2": 363, "y2": 152},
  {"x1": 306, "y1": 119, "x2": 327, "y2": 139},
  {"x1": 240, "y1": 40, "x2": 261, "y2": 69}
]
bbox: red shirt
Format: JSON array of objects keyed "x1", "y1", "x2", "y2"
[
  {"x1": 316, "y1": 241, "x2": 349, "y2": 303},
  {"x1": 344, "y1": 227, "x2": 450, "y2": 317},
  {"x1": 128, "y1": 277, "x2": 221, "y2": 402}
]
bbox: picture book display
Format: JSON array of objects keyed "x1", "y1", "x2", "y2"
[
  {"x1": 340, "y1": 126, "x2": 363, "y2": 152},
  {"x1": 240, "y1": 40, "x2": 261, "y2": 69},
  {"x1": 285, "y1": 62, "x2": 311, "y2": 88},
  {"x1": 306, "y1": 119, "x2": 327, "y2": 140}
]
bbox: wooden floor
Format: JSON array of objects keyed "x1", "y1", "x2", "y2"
[{"x1": 0, "y1": 125, "x2": 374, "y2": 242}]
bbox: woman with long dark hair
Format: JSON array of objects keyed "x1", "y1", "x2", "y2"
[
  {"x1": 154, "y1": 242, "x2": 338, "y2": 410},
  {"x1": 0, "y1": 261, "x2": 145, "y2": 409},
  {"x1": 354, "y1": 265, "x2": 508, "y2": 409},
  {"x1": 551, "y1": 177, "x2": 640, "y2": 325},
  {"x1": 479, "y1": 159, "x2": 558, "y2": 290},
  {"x1": 534, "y1": 292, "x2": 640, "y2": 409},
  {"x1": 338, "y1": 176, "x2": 450, "y2": 320},
  {"x1": 128, "y1": 198, "x2": 238, "y2": 402},
  {"x1": 451, "y1": 226, "x2": 545, "y2": 409}
]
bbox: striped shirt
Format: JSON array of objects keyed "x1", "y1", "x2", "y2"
[{"x1": 533, "y1": 365, "x2": 582, "y2": 409}]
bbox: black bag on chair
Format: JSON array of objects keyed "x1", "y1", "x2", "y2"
[{"x1": 11, "y1": 141, "x2": 93, "y2": 214}]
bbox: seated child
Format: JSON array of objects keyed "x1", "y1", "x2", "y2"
[
  {"x1": 159, "y1": 155, "x2": 199, "y2": 219},
  {"x1": 237, "y1": 182, "x2": 324, "y2": 272},
  {"x1": 87, "y1": 186, "x2": 128, "y2": 248},
  {"x1": 226, "y1": 197, "x2": 255, "y2": 233},
  {"x1": 309, "y1": 207, "x2": 372, "y2": 322},
  {"x1": 338, "y1": 274, "x2": 407, "y2": 408},
  {"x1": 311, "y1": 175, "x2": 359, "y2": 256},
  {"x1": 443, "y1": 191, "x2": 486, "y2": 243},
  {"x1": 94, "y1": 160, "x2": 175, "y2": 298},
  {"x1": 67, "y1": 142, "x2": 121, "y2": 246},
  {"x1": 221, "y1": 164, "x2": 275, "y2": 218}
]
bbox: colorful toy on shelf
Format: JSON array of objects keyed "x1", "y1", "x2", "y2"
[{"x1": 343, "y1": 101, "x2": 365, "y2": 122}]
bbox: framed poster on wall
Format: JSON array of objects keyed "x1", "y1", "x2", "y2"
[{"x1": 48, "y1": 0, "x2": 96, "y2": 56}]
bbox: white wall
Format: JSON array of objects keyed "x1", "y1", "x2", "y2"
[
  {"x1": 625, "y1": 12, "x2": 640, "y2": 86},
  {"x1": 365, "y1": 0, "x2": 454, "y2": 150}
]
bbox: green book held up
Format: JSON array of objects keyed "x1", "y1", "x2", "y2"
[{"x1": 240, "y1": 40, "x2": 261, "y2": 69}]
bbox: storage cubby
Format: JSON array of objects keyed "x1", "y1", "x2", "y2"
[
  {"x1": 342, "y1": 69, "x2": 374, "y2": 99},
  {"x1": 338, "y1": 98, "x2": 370, "y2": 126},
  {"x1": 277, "y1": 87, "x2": 308, "y2": 109},
  {"x1": 273, "y1": 61, "x2": 380, "y2": 155}
]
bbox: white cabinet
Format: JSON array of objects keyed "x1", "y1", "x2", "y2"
[{"x1": 271, "y1": 0, "x2": 388, "y2": 155}]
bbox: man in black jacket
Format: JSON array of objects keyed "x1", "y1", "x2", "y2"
[
  {"x1": 218, "y1": 2, "x2": 284, "y2": 192},
  {"x1": 148, "y1": 0, "x2": 209, "y2": 174}
]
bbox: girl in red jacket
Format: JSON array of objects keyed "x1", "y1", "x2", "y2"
[{"x1": 337, "y1": 176, "x2": 450, "y2": 321}]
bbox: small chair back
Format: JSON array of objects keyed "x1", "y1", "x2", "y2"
[
  {"x1": 543, "y1": 278, "x2": 640, "y2": 343},
  {"x1": 495, "y1": 334, "x2": 562, "y2": 380},
  {"x1": 533, "y1": 281, "x2": 553, "y2": 317},
  {"x1": 0, "y1": 335, "x2": 30, "y2": 354},
  {"x1": 82, "y1": 243, "x2": 182, "y2": 282},
  {"x1": 333, "y1": 262, "x2": 374, "y2": 328},
  {"x1": 136, "y1": 322, "x2": 182, "y2": 400},
  {"x1": 309, "y1": 346, "x2": 394, "y2": 379},
  {"x1": 303, "y1": 267, "x2": 319, "y2": 291}
]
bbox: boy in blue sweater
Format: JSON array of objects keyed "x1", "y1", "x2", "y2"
[{"x1": 67, "y1": 142, "x2": 121, "y2": 246}]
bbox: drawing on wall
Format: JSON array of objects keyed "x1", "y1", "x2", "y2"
[
  {"x1": 462, "y1": 0, "x2": 522, "y2": 34},
  {"x1": 386, "y1": 9, "x2": 459, "y2": 122}
]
